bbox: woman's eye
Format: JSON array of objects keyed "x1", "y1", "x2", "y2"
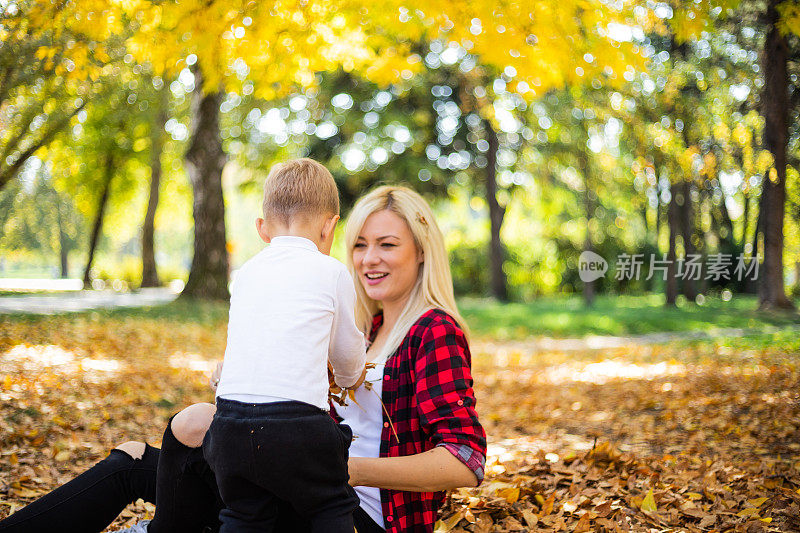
[
  {"x1": 381, "y1": 243, "x2": 396, "y2": 248},
  {"x1": 353, "y1": 242, "x2": 366, "y2": 248}
]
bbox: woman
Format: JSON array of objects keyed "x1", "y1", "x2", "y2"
[{"x1": 0, "y1": 186, "x2": 486, "y2": 533}]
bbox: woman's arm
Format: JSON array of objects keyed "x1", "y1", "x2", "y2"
[{"x1": 348, "y1": 447, "x2": 478, "y2": 492}]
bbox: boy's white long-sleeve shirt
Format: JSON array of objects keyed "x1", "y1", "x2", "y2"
[{"x1": 215, "y1": 235, "x2": 366, "y2": 410}]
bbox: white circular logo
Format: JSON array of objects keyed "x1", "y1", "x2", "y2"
[{"x1": 578, "y1": 251, "x2": 608, "y2": 282}]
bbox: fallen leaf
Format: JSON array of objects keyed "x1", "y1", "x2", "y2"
[
  {"x1": 640, "y1": 488, "x2": 658, "y2": 513},
  {"x1": 434, "y1": 510, "x2": 465, "y2": 533},
  {"x1": 573, "y1": 513, "x2": 591, "y2": 532},
  {"x1": 521, "y1": 509, "x2": 538, "y2": 527}
]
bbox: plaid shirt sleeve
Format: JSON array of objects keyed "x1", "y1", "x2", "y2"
[{"x1": 413, "y1": 313, "x2": 486, "y2": 484}]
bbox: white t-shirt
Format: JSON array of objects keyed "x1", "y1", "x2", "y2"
[
  {"x1": 216, "y1": 236, "x2": 366, "y2": 411},
  {"x1": 336, "y1": 359, "x2": 386, "y2": 529}
]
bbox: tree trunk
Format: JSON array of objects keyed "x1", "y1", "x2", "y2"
[
  {"x1": 181, "y1": 70, "x2": 230, "y2": 300},
  {"x1": 60, "y1": 244, "x2": 69, "y2": 279},
  {"x1": 678, "y1": 180, "x2": 698, "y2": 299},
  {"x1": 579, "y1": 151, "x2": 595, "y2": 306},
  {"x1": 665, "y1": 183, "x2": 679, "y2": 306},
  {"x1": 655, "y1": 184, "x2": 662, "y2": 243},
  {"x1": 55, "y1": 192, "x2": 69, "y2": 278},
  {"x1": 744, "y1": 206, "x2": 762, "y2": 294},
  {"x1": 83, "y1": 153, "x2": 115, "y2": 287},
  {"x1": 741, "y1": 190, "x2": 750, "y2": 246},
  {"x1": 751, "y1": 206, "x2": 762, "y2": 260},
  {"x1": 140, "y1": 91, "x2": 167, "y2": 288},
  {"x1": 758, "y1": 0, "x2": 795, "y2": 310},
  {"x1": 483, "y1": 119, "x2": 508, "y2": 301}
]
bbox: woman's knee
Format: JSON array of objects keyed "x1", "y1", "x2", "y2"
[
  {"x1": 114, "y1": 441, "x2": 146, "y2": 460},
  {"x1": 171, "y1": 402, "x2": 216, "y2": 448}
]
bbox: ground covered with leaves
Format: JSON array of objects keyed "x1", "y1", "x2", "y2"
[{"x1": 1, "y1": 303, "x2": 798, "y2": 532}]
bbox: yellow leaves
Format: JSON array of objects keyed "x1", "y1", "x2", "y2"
[
  {"x1": 755, "y1": 149, "x2": 775, "y2": 175},
  {"x1": 700, "y1": 152, "x2": 717, "y2": 178},
  {"x1": 0, "y1": 308, "x2": 229, "y2": 520},
  {"x1": 496, "y1": 486, "x2": 519, "y2": 504},
  {"x1": 769, "y1": 167, "x2": 780, "y2": 184},
  {"x1": 731, "y1": 122, "x2": 751, "y2": 147},
  {"x1": 736, "y1": 506, "x2": 761, "y2": 518},
  {"x1": 678, "y1": 145, "x2": 700, "y2": 174},
  {"x1": 540, "y1": 493, "x2": 555, "y2": 516},
  {"x1": 712, "y1": 121, "x2": 730, "y2": 144},
  {"x1": 132, "y1": 138, "x2": 149, "y2": 152},
  {"x1": 35, "y1": 47, "x2": 56, "y2": 61},
  {"x1": 8, "y1": 484, "x2": 45, "y2": 499},
  {"x1": 21, "y1": 0, "x2": 648, "y2": 97},
  {"x1": 434, "y1": 509, "x2": 465, "y2": 532},
  {"x1": 777, "y1": 1, "x2": 800, "y2": 37},
  {"x1": 747, "y1": 496, "x2": 769, "y2": 508},
  {"x1": 54, "y1": 449, "x2": 72, "y2": 462},
  {"x1": 640, "y1": 488, "x2": 658, "y2": 513}
]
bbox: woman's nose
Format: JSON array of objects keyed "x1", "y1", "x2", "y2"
[{"x1": 362, "y1": 246, "x2": 380, "y2": 266}]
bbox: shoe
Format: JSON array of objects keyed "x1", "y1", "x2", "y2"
[{"x1": 114, "y1": 519, "x2": 151, "y2": 532}]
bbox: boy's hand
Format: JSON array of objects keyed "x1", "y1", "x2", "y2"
[{"x1": 209, "y1": 360, "x2": 223, "y2": 391}]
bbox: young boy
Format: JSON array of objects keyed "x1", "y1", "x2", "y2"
[{"x1": 204, "y1": 158, "x2": 366, "y2": 533}]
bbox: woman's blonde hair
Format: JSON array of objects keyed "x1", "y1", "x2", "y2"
[{"x1": 344, "y1": 185, "x2": 468, "y2": 362}]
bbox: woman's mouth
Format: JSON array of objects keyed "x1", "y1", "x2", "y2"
[{"x1": 364, "y1": 272, "x2": 388, "y2": 285}]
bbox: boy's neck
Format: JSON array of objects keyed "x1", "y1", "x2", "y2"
[
  {"x1": 258, "y1": 213, "x2": 337, "y2": 256},
  {"x1": 267, "y1": 220, "x2": 322, "y2": 250},
  {"x1": 271, "y1": 229, "x2": 320, "y2": 249}
]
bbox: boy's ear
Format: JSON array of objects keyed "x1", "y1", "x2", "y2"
[
  {"x1": 321, "y1": 214, "x2": 340, "y2": 241},
  {"x1": 255, "y1": 218, "x2": 271, "y2": 243}
]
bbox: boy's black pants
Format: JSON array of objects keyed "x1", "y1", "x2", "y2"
[{"x1": 204, "y1": 398, "x2": 360, "y2": 533}]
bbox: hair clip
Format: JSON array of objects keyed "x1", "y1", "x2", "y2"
[{"x1": 416, "y1": 213, "x2": 428, "y2": 226}]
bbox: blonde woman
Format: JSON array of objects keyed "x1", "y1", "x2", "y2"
[{"x1": 0, "y1": 186, "x2": 486, "y2": 533}]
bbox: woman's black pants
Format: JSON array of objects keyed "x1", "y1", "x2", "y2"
[{"x1": 0, "y1": 419, "x2": 384, "y2": 533}]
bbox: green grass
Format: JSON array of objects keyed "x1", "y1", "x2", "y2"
[
  {"x1": 2, "y1": 292, "x2": 798, "y2": 340},
  {"x1": 458, "y1": 293, "x2": 800, "y2": 340},
  {"x1": 0, "y1": 298, "x2": 230, "y2": 327},
  {"x1": 674, "y1": 328, "x2": 800, "y2": 355},
  {"x1": 0, "y1": 290, "x2": 36, "y2": 297}
]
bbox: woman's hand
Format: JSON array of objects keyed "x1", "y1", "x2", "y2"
[
  {"x1": 209, "y1": 361, "x2": 223, "y2": 392},
  {"x1": 347, "y1": 448, "x2": 479, "y2": 492}
]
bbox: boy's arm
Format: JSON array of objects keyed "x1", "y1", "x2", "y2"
[{"x1": 328, "y1": 268, "x2": 367, "y2": 389}]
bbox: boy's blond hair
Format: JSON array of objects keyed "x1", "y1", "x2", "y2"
[{"x1": 262, "y1": 158, "x2": 339, "y2": 225}]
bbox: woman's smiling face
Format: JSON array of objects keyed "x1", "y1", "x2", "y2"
[{"x1": 352, "y1": 209, "x2": 423, "y2": 307}]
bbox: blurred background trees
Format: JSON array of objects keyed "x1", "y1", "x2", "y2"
[{"x1": 1, "y1": 0, "x2": 798, "y2": 308}]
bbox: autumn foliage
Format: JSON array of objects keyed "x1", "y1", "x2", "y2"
[{"x1": 1, "y1": 306, "x2": 798, "y2": 531}]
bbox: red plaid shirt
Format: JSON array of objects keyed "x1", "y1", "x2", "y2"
[{"x1": 354, "y1": 309, "x2": 486, "y2": 532}]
